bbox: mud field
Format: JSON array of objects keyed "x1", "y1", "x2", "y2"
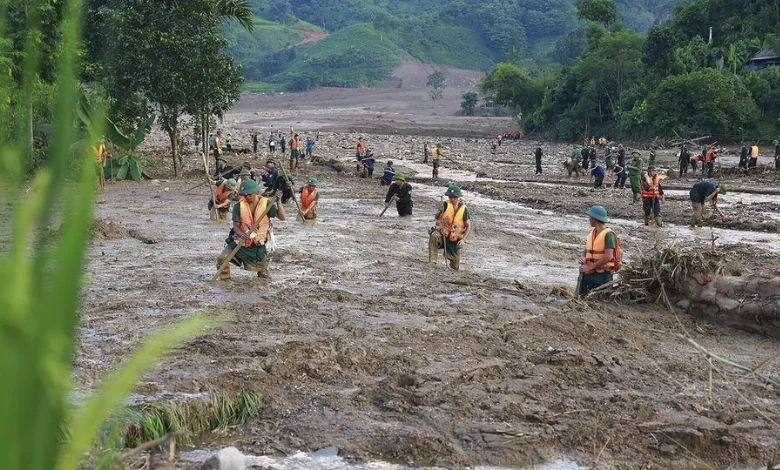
[{"x1": 79, "y1": 82, "x2": 780, "y2": 469}]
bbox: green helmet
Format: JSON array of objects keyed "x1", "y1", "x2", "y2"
[
  {"x1": 238, "y1": 179, "x2": 261, "y2": 196},
  {"x1": 307, "y1": 176, "x2": 318, "y2": 185},
  {"x1": 647, "y1": 165, "x2": 657, "y2": 171},
  {"x1": 239, "y1": 168, "x2": 252, "y2": 177},
  {"x1": 445, "y1": 184, "x2": 462, "y2": 198},
  {"x1": 585, "y1": 205, "x2": 609, "y2": 223},
  {"x1": 223, "y1": 178, "x2": 237, "y2": 188},
  {"x1": 393, "y1": 172, "x2": 406, "y2": 181},
  {"x1": 716, "y1": 183, "x2": 727, "y2": 195}
]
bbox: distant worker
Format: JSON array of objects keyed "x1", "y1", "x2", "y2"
[
  {"x1": 429, "y1": 184, "x2": 471, "y2": 271},
  {"x1": 209, "y1": 178, "x2": 237, "y2": 220},
  {"x1": 589, "y1": 136, "x2": 596, "y2": 147},
  {"x1": 252, "y1": 132, "x2": 259, "y2": 154},
  {"x1": 380, "y1": 160, "x2": 395, "y2": 186},
  {"x1": 579, "y1": 205, "x2": 619, "y2": 296},
  {"x1": 568, "y1": 146, "x2": 582, "y2": 178},
  {"x1": 490, "y1": 138, "x2": 498, "y2": 152},
  {"x1": 431, "y1": 143, "x2": 442, "y2": 179},
  {"x1": 384, "y1": 173, "x2": 413, "y2": 217},
  {"x1": 648, "y1": 149, "x2": 657, "y2": 168},
  {"x1": 534, "y1": 147, "x2": 543, "y2": 174},
  {"x1": 299, "y1": 177, "x2": 319, "y2": 221},
  {"x1": 739, "y1": 143, "x2": 749, "y2": 170},
  {"x1": 689, "y1": 180, "x2": 726, "y2": 227},
  {"x1": 305, "y1": 136, "x2": 315, "y2": 159},
  {"x1": 748, "y1": 142, "x2": 759, "y2": 169},
  {"x1": 268, "y1": 133, "x2": 276, "y2": 154},
  {"x1": 774, "y1": 139, "x2": 779, "y2": 170},
  {"x1": 641, "y1": 166, "x2": 664, "y2": 227},
  {"x1": 213, "y1": 130, "x2": 224, "y2": 162},
  {"x1": 678, "y1": 145, "x2": 690, "y2": 176},
  {"x1": 704, "y1": 146, "x2": 716, "y2": 177},
  {"x1": 423, "y1": 143, "x2": 430, "y2": 164},
  {"x1": 290, "y1": 133, "x2": 301, "y2": 170},
  {"x1": 591, "y1": 163, "x2": 605, "y2": 189},
  {"x1": 215, "y1": 180, "x2": 286, "y2": 281},
  {"x1": 355, "y1": 136, "x2": 365, "y2": 161},
  {"x1": 614, "y1": 145, "x2": 627, "y2": 189},
  {"x1": 627, "y1": 152, "x2": 644, "y2": 203}
]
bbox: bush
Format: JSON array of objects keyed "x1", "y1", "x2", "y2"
[{"x1": 645, "y1": 69, "x2": 759, "y2": 137}]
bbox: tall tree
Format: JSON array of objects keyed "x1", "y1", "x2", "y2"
[
  {"x1": 98, "y1": 0, "x2": 252, "y2": 176},
  {"x1": 577, "y1": 0, "x2": 619, "y2": 27},
  {"x1": 427, "y1": 70, "x2": 446, "y2": 101}
]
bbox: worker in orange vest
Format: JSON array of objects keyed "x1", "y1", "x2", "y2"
[
  {"x1": 579, "y1": 205, "x2": 619, "y2": 296},
  {"x1": 216, "y1": 180, "x2": 286, "y2": 280},
  {"x1": 299, "y1": 177, "x2": 319, "y2": 221},
  {"x1": 640, "y1": 166, "x2": 665, "y2": 227},
  {"x1": 704, "y1": 146, "x2": 716, "y2": 177},
  {"x1": 209, "y1": 178, "x2": 237, "y2": 220},
  {"x1": 748, "y1": 142, "x2": 760, "y2": 169},
  {"x1": 429, "y1": 185, "x2": 471, "y2": 271}
]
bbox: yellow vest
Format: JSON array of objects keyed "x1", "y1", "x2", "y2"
[
  {"x1": 437, "y1": 201, "x2": 467, "y2": 242},
  {"x1": 750, "y1": 146, "x2": 759, "y2": 158}
]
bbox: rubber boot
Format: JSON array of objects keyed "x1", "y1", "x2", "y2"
[
  {"x1": 257, "y1": 260, "x2": 270, "y2": 279},
  {"x1": 632, "y1": 193, "x2": 639, "y2": 204},
  {"x1": 449, "y1": 253, "x2": 460, "y2": 271},
  {"x1": 644, "y1": 216, "x2": 650, "y2": 226},
  {"x1": 216, "y1": 248, "x2": 232, "y2": 281},
  {"x1": 655, "y1": 216, "x2": 663, "y2": 228},
  {"x1": 428, "y1": 233, "x2": 439, "y2": 263}
]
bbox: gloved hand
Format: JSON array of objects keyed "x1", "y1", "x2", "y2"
[{"x1": 249, "y1": 231, "x2": 258, "y2": 240}]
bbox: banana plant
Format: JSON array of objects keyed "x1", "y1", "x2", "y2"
[{"x1": 102, "y1": 115, "x2": 155, "y2": 182}]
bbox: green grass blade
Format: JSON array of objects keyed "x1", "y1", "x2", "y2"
[{"x1": 56, "y1": 314, "x2": 215, "y2": 470}]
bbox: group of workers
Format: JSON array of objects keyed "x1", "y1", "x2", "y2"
[{"x1": 205, "y1": 131, "x2": 775, "y2": 295}]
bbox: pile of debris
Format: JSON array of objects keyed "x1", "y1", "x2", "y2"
[{"x1": 590, "y1": 242, "x2": 780, "y2": 337}]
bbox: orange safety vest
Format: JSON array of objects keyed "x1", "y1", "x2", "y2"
[
  {"x1": 238, "y1": 198, "x2": 270, "y2": 247},
  {"x1": 215, "y1": 185, "x2": 231, "y2": 204},
  {"x1": 584, "y1": 228, "x2": 616, "y2": 273},
  {"x1": 300, "y1": 186, "x2": 317, "y2": 212},
  {"x1": 750, "y1": 146, "x2": 759, "y2": 158},
  {"x1": 437, "y1": 201, "x2": 467, "y2": 242},
  {"x1": 705, "y1": 149, "x2": 715, "y2": 163},
  {"x1": 640, "y1": 173, "x2": 660, "y2": 200}
]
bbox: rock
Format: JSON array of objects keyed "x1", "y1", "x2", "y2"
[
  {"x1": 675, "y1": 299, "x2": 690, "y2": 310},
  {"x1": 207, "y1": 447, "x2": 245, "y2": 470},
  {"x1": 312, "y1": 446, "x2": 339, "y2": 457}
]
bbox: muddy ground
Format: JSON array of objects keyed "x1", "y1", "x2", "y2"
[{"x1": 79, "y1": 76, "x2": 780, "y2": 469}]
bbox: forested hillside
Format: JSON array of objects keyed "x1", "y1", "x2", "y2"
[
  {"x1": 479, "y1": 0, "x2": 780, "y2": 140},
  {"x1": 227, "y1": 0, "x2": 684, "y2": 90}
]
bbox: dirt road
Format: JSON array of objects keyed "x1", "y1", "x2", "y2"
[{"x1": 81, "y1": 75, "x2": 780, "y2": 468}]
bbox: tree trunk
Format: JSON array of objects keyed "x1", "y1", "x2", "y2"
[{"x1": 27, "y1": 100, "x2": 34, "y2": 161}]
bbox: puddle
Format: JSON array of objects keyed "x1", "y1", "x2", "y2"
[{"x1": 178, "y1": 449, "x2": 587, "y2": 470}]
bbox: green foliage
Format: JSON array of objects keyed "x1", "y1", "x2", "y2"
[
  {"x1": 479, "y1": 63, "x2": 543, "y2": 118},
  {"x1": 645, "y1": 69, "x2": 759, "y2": 137},
  {"x1": 577, "y1": 0, "x2": 619, "y2": 26},
  {"x1": 427, "y1": 70, "x2": 446, "y2": 101},
  {"x1": 267, "y1": 23, "x2": 406, "y2": 90},
  {"x1": 461, "y1": 91, "x2": 478, "y2": 115},
  {"x1": 0, "y1": 2, "x2": 218, "y2": 469}
]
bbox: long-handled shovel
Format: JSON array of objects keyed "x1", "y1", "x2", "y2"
[{"x1": 279, "y1": 164, "x2": 306, "y2": 222}]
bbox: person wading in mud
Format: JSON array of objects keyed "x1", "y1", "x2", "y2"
[
  {"x1": 213, "y1": 130, "x2": 224, "y2": 163},
  {"x1": 679, "y1": 145, "x2": 691, "y2": 177},
  {"x1": 689, "y1": 181, "x2": 726, "y2": 227},
  {"x1": 383, "y1": 173, "x2": 413, "y2": 217},
  {"x1": 431, "y1": 143, "x2": 443, "y2": 179},
  {"x1": 534, "y1": 147, "x2": 543, "y2": 174},
  {"x1": 216, "y1": 180, "x2": 286, "y2": 280},
  {"x1": 355, "y1": 136, "x2": 365, "y2": 161},
  {"x1": 429, "y1": 184, "x2": 471, "y2": 271},
  {"x1": 423, "y1": 143, "x2": 430, "y2": 163},
  {"x1": 627, "y1": 152, "x2": 644, "y2": 203},
  {"x1": 641, "y1": 166, "x2": 664, "y2": 227},
  {"x1": 579, "y1": 205, "x2": 618, "y2": 296},
  {"x1": 380, "y1": 160, "x2": 395, "y2": 186},
  {"x1": 208, "y1": 178, "x2": 237, "y2": 220},
  {"x1": 299, "y1": 177, "x2": 319, "y2": 221}
]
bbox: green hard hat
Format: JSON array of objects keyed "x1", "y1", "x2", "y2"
[
  {"x1": 239, "y1": 168, "x2": 252, "y2": 176},
  {"x1": 393, "y1": 172, "x2": 406, "y2": 181},
  {"x1": 307, "y1": 176, "x2": 318, "y2": 185},
  {"x1": 586, "y1": 205, "x2": 609, "y2": 223},
  {"x1": 647, "y1": 165, "x2": 657, "y2": 171},
  {"x1": 717, "y1": 183, "x2": 727, "y2": 195},
  {"x1": 238, "y1": 179, "x2": 261, "y2": 195},
  {"x1": 445, "y1": 184, "x2": 462, "y2": 198},
  {"x1": 223, "y1": 178, "x2": 237, "y2": 188}
]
